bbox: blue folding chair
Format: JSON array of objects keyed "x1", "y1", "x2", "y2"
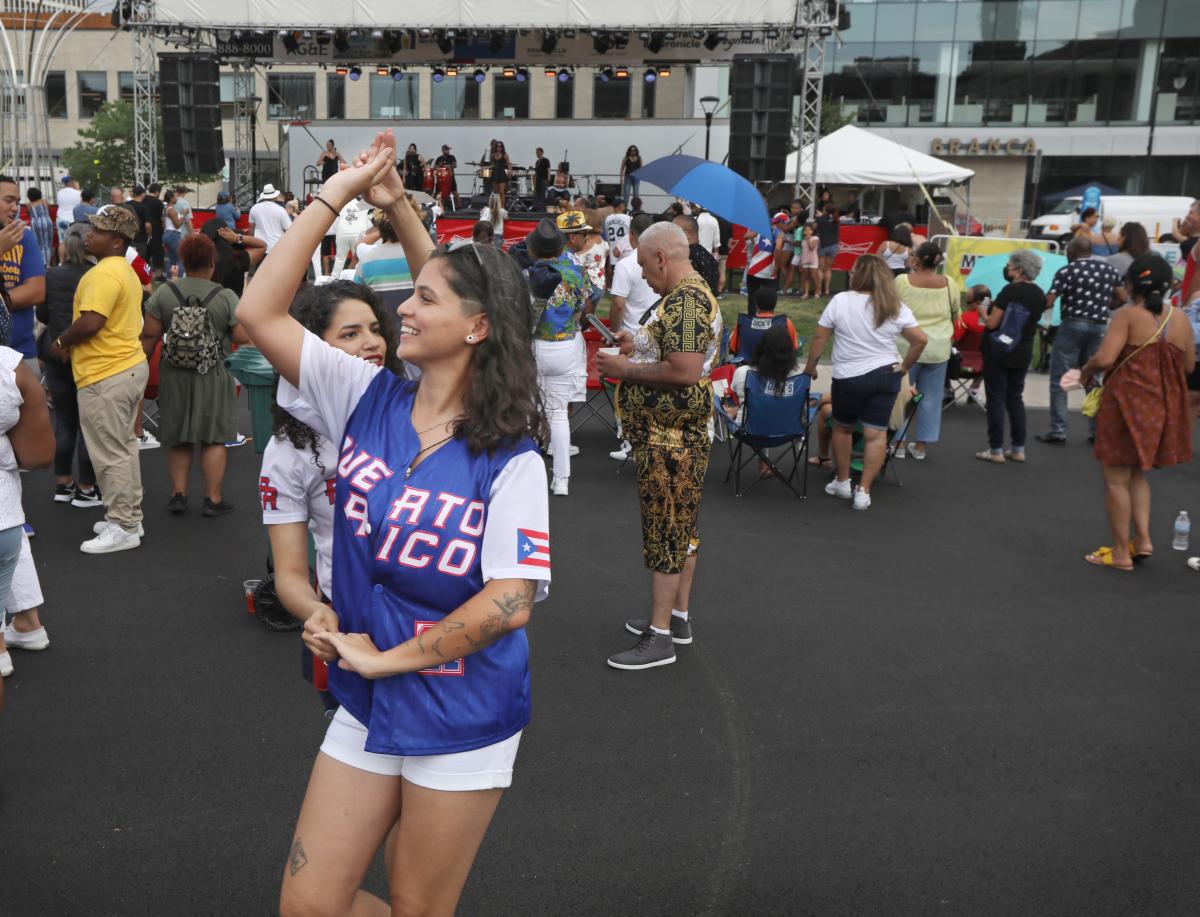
[
  {"x1": 729, "y1": 313, "x2": 794, "y2": 364},
  {"x1": 715, "y1": 370, "x2": 812, "y2": 499}
]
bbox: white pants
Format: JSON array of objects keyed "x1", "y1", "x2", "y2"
[
  {"x1": 4, "y1": 533, "x2": 43, "y2": 613},
  {"x1": 331, "y1": 232, "x2": 359, "y2": 277},
  {"x1": 535, "y1": 338, "x2": 580, "y2": 481}
]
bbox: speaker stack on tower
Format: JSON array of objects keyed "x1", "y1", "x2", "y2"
[
  {"x1": 158, "y1": 54, "x2": 225, "y2": 174},
  {"x1": 727, "y1": 54, "x2": 793, "y2": 184}
]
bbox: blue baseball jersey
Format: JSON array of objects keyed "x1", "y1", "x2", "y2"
[{"x1": 279, "y1": 330, "x2": 551, "y2": 756}]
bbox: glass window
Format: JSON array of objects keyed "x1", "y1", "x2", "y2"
[
  {"x1": 430, "y1": 76, "x2": 480, "y2": 119},
  {"x1": 858, "y1": 42, "x2": 914, "y2": 124},
  {"x1": 1118, "y1": 0, "x2": 1163, "y2": 38},
  {"x1": 1158, "y1": 38, "x2": 1199, "y2": 124},
  {"x1": 267, "y1": 73, "x2": 315, "y2": 120},
  {"x1": 45, "y1": 72, "x2": 67, "y2": 118},
  {"x1": 992, "y1": 1, "x2": 1040, "y2": 42},
  {"x1": 1072, "y1": 39, "x2": 1135, "y2": 123},
  {"x1": 555, "y1": 76, "x2": 574, "y2": 118},
  {"x1": 219, "y1": 73, "x2": 236, "y2": 119},
  {"x1": 0, "y1": 72, "x2": 25, "y2": 116},
  {"x1": 1035, "y1": 0, "x2": 1081, "y2": 40},
  {"x1": 954, "y1": 3, "x2": 992, "y2": 42},
  {"x1": 951, "y1": 42, "x2": 991, "y2": 124},
  {"x1": 910, "y1": 42, "x2": 950, "y2": 123},
  {"x1": 1075, "y1": 0, "x2": 1124, "y2": 40},
  {"x1": 874, "y1": 4, "x2": 917, "y2": 45},
  {"x1": 78, "y1": 71, "x2": 107, "y2": 118},
  {"x1": 493, "y1": 76, "x2": 529, "y2": 119},
  {"x1": 642, "y1": 77, "x2": 656, "y2": 118},
  {"x1": 914, "y1": 2, "x2": 959, "y2": 42},
  {"x1": 838, "y1": 2, "x2": 876, "y2": 44},
  {"x1": 983, "y1": 41, "x2": 1031, "y2": 124},
  {"x1": 118, "y1": 71, "x2": 133, "y2": 102},
  {"x1": 1165, "y1": 0, "x2": 1200, "y2": 37},
  {"x1": 369, "y1": 74, "x2": 418, "y2": 119},
  {"x1": 593, "y1": 74, "x2": 631, "y2": 118},
  {"x1": 327, "y1": 74, "x2": 345, "y2": 120},
  {"x1": 1028, "y1": 40, "x2": 1075, "y2": 122},
  {"x1": 825, "y1": 42, "x2": 874, "y2": 123}
]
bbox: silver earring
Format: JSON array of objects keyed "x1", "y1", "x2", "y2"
[{"x1": 466, "y1": 334, "x2": 476, "y2": 342}]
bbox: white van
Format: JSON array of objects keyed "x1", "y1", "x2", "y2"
[{"x1": 1028, "y1": 195, "x2": 1192, "y2": 244}]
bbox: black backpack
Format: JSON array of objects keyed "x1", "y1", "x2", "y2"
[{"x1": 162, "y1": 282, "x2": 223, "y2": 374}]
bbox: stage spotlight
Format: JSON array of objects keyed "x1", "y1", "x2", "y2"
[
  {"x1": 563, "y1": 30, "x2": 576, "y2": 39},
  {"x1": 703, "y1": 31, "x2": 720, "y2": 51},
  {"x1": 644, "y1": 68, "x2": 656, "y2": 83},
  {"x1": 386, "y1": 30, "x2": 404, "y2": 53},
  {"x1": 473, "y1": 68, "x2": 486, "y2": 83},
  {"x1": 765, "y1": 28, "x2": 779, "y2": 39},
  {"x1": 300, "y1": 30, "x2": 313, "y2": 39},
  {"x1": 658, "y1": 66, "x2": 671, "y2": 78},
  {"x1": 615, "y1": 67, "x2": 629, "y2": 79},
  {"x1": 335, "y1": 64, "x2": 349, "y2": 76},
  {"x1": 281, "y1": 32, "x2": 300, "y2": 53},
  {"x1": 489, "y1": 30, "x2": 506, "y2": 53},
  {"x1": 516, "y1": 67, "x2": 528, "y2": 82},
  {"x1": 599, "y1": 66, "x2": 613, "y2": 82},
  {"x1": 419, "y1": 28, "x2": 431, "y2": 37},
  {"x1": 376, "y1": 65, "x2": 389, "y2": 76},
  {"x1": 593, "y1": 32, "x2": 613, "y2": 54},
  {"x1": 332, "y1": 29, "x2": 349, "y2": 53},
  {"x1": 741, "y1": 30, "x2": 753, "y2": 41},
  {"x1": 391, "y1": 67, "x2": 404, "y2": 81},
  {"x1": 545, "y1": 66, "x2": 557, "y2": 77},
  {"x1": 558, "y1": 68, "x2": 571, "y2": 82},
  {"x1": 645, "y1": 31, "x2": 664, "y2": 54},
  {"x1": 436, "y1": 30, "x2": 453, "y2": 54},
  {"x1": 370, "y1": 29, "x2": 383, "y2": 38},
  {"x1": 446, "y1": 65, "x2": 459, "y2": 77},
  {"x1": 348, "y1": 66, "x2": 361, "y2": 81},
  {"x1": 432, "y1": 67, "x2": 445, "y2": 82},
  {"x1": 637, "y1": 31, "x2": 650, "y2": 41},
  {"x1": 502, "y1": 66, "x2": 515, "y2": 78},
  {"x1": 541, "y1": 31, "x2": 557, "y2": 54}
]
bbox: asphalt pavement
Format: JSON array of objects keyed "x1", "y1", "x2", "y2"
[{"x1": 3, "y1": 399, "x2": 1200, "y2": 917}]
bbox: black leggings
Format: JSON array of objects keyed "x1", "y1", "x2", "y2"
[{"x1": 43, "y1": 359, "x2": 96, "y2": 484}]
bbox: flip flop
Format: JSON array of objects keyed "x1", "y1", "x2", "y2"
[{"x1": 1084, "y1": 546, "x2": 1133, "y2": 572}]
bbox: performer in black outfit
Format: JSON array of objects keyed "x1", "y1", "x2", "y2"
[
  {"x1": 403, "y1": 143, "x2": 425, "y2": 192},
  {"x1": 433, "y1": 144, "x2": 458, "y2": 209},
  {"x1": 317, "y1": 140, "x2": 345, "y2": 183},
  {"x1": 490, "y1": 141, "x2": 512, "y2": 209},
  {"x1": 533, "y1": 147, "x2": 550, "y2": 210}
]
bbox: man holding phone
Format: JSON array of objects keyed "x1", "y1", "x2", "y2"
[{"x1": 0, "y1": 176, "x2": 47, "y2": 377}]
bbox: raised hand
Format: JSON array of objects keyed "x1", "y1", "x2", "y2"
[
  {"x1": 321, "y1": 146, "x2": 396, "y2": 208},
  {"x1": 356, "y1": 130, "x2": 407, "y2": 211}
]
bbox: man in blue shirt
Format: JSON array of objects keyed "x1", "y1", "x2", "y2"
[
  {"x1": 73, "y1": 187, "x2": 99, "y2": 223},
  {"x1": 214, "y1": 191, "x2": 240, "y2": 230},
  {"x1": 0, "y1": 175, "x2": 47, "y2": 367}
]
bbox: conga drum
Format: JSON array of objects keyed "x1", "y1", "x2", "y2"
[
  {"x1": 422, "y1": 169, "x2": 435, "y2": 193},
  {"x1": 435, "y1": 166, "x2": 453, "y2": 198}
]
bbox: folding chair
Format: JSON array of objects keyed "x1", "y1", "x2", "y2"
[
  {"x1": 141, "y1": 339, "x2": 163, "y2": 438},
  {"x1": 728, "y1": 313, "x2": 794, "y2": 364},
  {"x1": 569, "y1": 328, "x2": 619, "y2": 436},
  {"x1": 881, "y1": 391, "x2": 923, "y2": 487},
  {"x1": 716, "y1": 370, "x2": 811, "y2": 499},
  {"x1": 945, "y1": 327, "x2": 985, "y2": 410}
]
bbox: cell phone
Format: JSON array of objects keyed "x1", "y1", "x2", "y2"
[{"x1": 586, "y1": 313, "x2": 617, "y2": 345}]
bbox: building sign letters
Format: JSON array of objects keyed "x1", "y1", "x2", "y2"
[{"x1": 931, "y1": 138, "x2": 1038, "y2": 156}]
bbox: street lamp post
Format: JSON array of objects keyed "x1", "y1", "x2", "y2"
[{"x1": 699, "y1": 95, "x2": 719, "y2": 160}]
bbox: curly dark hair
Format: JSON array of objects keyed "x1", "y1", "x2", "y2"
[
  {"x1": 271, "y1": 280, "x2": 402, "y2": 469},
  {"x1": 429, "y1": 242, "x2": 547, "y2": 453},
  {"x1": 751, "y1": 325, "x2": 797, "y2": 390}
]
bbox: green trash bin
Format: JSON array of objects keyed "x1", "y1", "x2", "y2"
[{"x1": 226, "y1": 346, "x2": 278, "y2": 455}]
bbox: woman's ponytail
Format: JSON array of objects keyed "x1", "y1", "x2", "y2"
[{"x1": 1145, "y1": 289, "x2": 1164, "y2": 315}]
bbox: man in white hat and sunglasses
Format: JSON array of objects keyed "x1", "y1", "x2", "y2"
[{"x1": 249, "y1": 183, "x2": 292, "y2": 252}]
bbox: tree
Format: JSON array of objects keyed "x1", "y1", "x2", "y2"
[
  {"x1": 790, "y1": 97, "x2": 856, "y2": 152},
  {"x1": 61, "y1": 100, "x2": 217, "y2": 192}
]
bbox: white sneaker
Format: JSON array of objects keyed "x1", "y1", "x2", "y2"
[
  {"x1": 225, "y1": 433, "x2": 248, "y2": 448},
  {"x1": 3, "y1": 625, "x2": 49, "y2": 651},
  {"x1": 568, "y1": 444, "x2": 579, "y2": 457},
  {"x1": 81, "y1": 522, "x2": 141, "y2": 554},
  {"x1": 0, "y1": 651, "x2": 11, "y2": 677},
  {"x1": 824, "y1": 477, "x2": 853, "y2": 500},
  {"x1": 550, "y1": 477, "x2": 569, "y2": 496},
  {"x1": 609, "y1": 441, "x2": 631, "y2": 461},
  {"x1": 94, "y1": 520, "x2": 144, "y2": 538},
  {"x1": 893, "y1": 444, "x2": 907, "y2": 459},
  {"x1": 852, "y1": 488, "x2": 872, "y2": 511},
  {"x1": 137, "y1": 431, "x2": 160, "y2": 450}
]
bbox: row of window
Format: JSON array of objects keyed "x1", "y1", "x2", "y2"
[{"x1": 7, "y1": 69, "x2": 658, "y2": 122}]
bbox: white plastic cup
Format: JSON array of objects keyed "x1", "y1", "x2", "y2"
[{"x1": 598, "y1": 346, "x2": 620, "y2": 357}]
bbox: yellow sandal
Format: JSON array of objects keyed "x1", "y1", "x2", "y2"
[{"x1": 1084, "y1": 546, "x2": 1133, "y2": 572}]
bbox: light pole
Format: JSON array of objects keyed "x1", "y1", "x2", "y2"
[
  {"x1": 248, "y1": 94, "x2": 262, "y2": 193},
  {"x1": 700, "y1": 95, "x2": 719, "y2": 160}
]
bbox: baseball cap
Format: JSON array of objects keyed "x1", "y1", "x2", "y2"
[
  {"x1": 771, "y1": 211, "x2": 790, "y2": 225},
  {"x1": 88, "y1": 205, "x2": 139, "y2": 241}
]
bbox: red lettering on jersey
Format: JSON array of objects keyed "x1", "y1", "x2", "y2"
[
  {"x1": 325, "y1": 477, "x2": 336, "y2": 505},
  {"x1": 461, "y1": 501, "x2": 485, "y2": 536},
  {"x1": 388, "y1": 486, "x2": 430, "y2": 525},
  {"x1": 414, "y1": 621, "x2": 465, "y2": 676},
  {"x1": 432, "y1": 492, "x2": 466, "y2": 529},
  {"x1": 398, "y1": 531, "x2": 438, "y2": 568},
  {"x1": 259, "y1": 476, "x2": 278, "y2": 511},
  {"x1": 350, "y1": 457, "x2": 394, "y2": 492},
  {"x1": 437, "y1": 539, "x2": 476, "y2": 576},
  {"x1": 344, "y1": 492, "x2": 371, "y2": 536}
]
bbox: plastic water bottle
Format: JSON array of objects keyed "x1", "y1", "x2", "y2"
[{"x1": 1173, "y1": 511, "x2": 1190, "y2": 551}]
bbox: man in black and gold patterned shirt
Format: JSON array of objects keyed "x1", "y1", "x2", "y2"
[{"x1": 595, "y1": 221, "x2": 721, "y2": 670}]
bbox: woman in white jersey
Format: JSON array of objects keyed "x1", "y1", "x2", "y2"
[{"x1": 239, "y1": 131, "x2": 550, "y2": 917}]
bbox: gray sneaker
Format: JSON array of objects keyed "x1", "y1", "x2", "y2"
[
  {"x1": 624, "y1": 617, "x2": 692, "y2": 645},
  {"x1": 606, "y1": 631, "x2": 676, "y2": 670}
]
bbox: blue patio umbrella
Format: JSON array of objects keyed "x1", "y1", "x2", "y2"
[
  {"x1": 963, "y1": 251, "x2": 1070, "y2": 325},
  {"x1": 632, "y1": 155, "x2": 773, "y2": 239}
]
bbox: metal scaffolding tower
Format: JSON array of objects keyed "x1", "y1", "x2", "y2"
[
  {"x1": 793, "y1": 0, "x2": 840, "y2": 217},
  {"x1": 231, "y1": 63, "x2": 256, "y2": 204},
  {"x1": 129, "y1": 0, "x2": 157, "y2": 185}
]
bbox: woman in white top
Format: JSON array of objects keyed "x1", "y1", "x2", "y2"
[
  {"x1": 0, "y1": 345, "x2": 53, "y2": 685},
  {"x1": 877, "y1": 224, "x2": 913, "y2": 277},
  {"x1": 478, "y1": 193, "x2": 507, "y2": 248},
  {"x1": 162, "y1": 189, "x2": 183, "y2": 277},
  {"x1": 803, "y1": 254, "x2": 927, "y2": 510}
]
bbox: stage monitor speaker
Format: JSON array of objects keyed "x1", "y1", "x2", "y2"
[
  {"x1": 595, "y1": 182, "x2": 620, "y2": 200},
  {"x1": 727, "y1": 54, "x2": 793, "y2": 184},
  {"x1": 159, "y1": 53, "x2": 225, "y2": 175}
]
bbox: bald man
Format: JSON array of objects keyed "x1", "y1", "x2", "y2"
[
  {"x1": 595, "y1": 222, "x2": 722, "y2": 670},
  {"x1": 673, "y1": 214, "x2": 720, "y2": 295}
]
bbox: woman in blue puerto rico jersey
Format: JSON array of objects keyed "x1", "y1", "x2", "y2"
[{"x1": 238, "y1": 130, "x2": 551, "y2": 917}]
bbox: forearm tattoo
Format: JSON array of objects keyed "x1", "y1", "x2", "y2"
[
  {"x1": 288, "y1": 837, "x2": 308, "y2": 876},
  {"x1": 465, "y1": 583, "x2": 534, "y2": 650}
]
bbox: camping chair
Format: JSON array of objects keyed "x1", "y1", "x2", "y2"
[
  {"x1": 728, "y1": 313, "x2": 792, "y2": 364},
  {"x1": 141, "y1": 339, "x2": 163, "y2": 438},
  {"x1": 716, "y1": 370, "x2": 811, "y2": 499},
  {"x1": 945, "y1": 327, "x2": 985, "y2": 410},
  {"x1": 569, "y1": 328, "x2": 620, "y2": 436},
  {"x1": 823, "y1": 391, "x2": 924, "y2": 488}
]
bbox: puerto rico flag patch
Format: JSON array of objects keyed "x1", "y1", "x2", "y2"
[{"x1": 517, "y1": 529, "x2": 551, "y2": 568}]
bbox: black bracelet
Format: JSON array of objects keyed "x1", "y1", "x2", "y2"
[{"x1": 313, "y1": 195, "x2": 340, "y2": 217}]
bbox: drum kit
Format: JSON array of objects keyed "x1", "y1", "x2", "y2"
[{"x1": 464, "y1": 160, "x2": 540, "y2": 212}]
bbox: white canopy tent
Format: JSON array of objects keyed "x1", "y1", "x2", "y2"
[{"x1": 785, "y1": 125, "x2": 975, "y2": 187}]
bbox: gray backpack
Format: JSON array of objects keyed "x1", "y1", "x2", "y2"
[{"x1": 162, "y1": 283, "x2": 223, "y2": 374}]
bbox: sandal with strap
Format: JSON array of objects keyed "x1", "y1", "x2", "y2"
[
  {"x1": 975, "y1": 450, "x2": 1005, "y2": 464},
  {"x1": 1084, "y1": 546, "x2": 1133, "y2": 572},
  {"x1": 807, "y1": 455, "x2": 832, "y2": 468},
  {"x1": 1130, "y1": 541, "x2": 1152, "y2": 562}
]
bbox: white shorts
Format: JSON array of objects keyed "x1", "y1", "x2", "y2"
[
  {"x1": 4, "y1": 533, "x2": 43, "y2": 613},
  {"x1": 319, "y1": 707, "x2": 522, "y2": 791}
]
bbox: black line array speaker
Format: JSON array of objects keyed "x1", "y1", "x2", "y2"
[
  {"x1": 728, "y1": 54, "x2": 793, "y2": 184},
  {"x1": 159, "y1": 54, "x2": 225, "y2": 175}
]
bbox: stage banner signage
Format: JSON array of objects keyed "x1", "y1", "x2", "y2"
[{"x1": 944, "y1": 236, "x2": 1055, "y2": 290}]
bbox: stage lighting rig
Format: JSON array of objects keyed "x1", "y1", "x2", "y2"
[
  {"x1": 645, "y1": 31, "x2": 664, "y2": 54},
  {"x1": 541, "y1": 31, "x2": 558, "y2": 54},
  {"x1": 436, "y1": 31, "x2": 454, "y2": 54},
  {"x1": 348, "y1": 66, "x2": 361, "y2": 80}
]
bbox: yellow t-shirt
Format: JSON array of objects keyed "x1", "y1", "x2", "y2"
[{"x1": 72, "y1": 256, "x2": 146, "y2": 388}]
